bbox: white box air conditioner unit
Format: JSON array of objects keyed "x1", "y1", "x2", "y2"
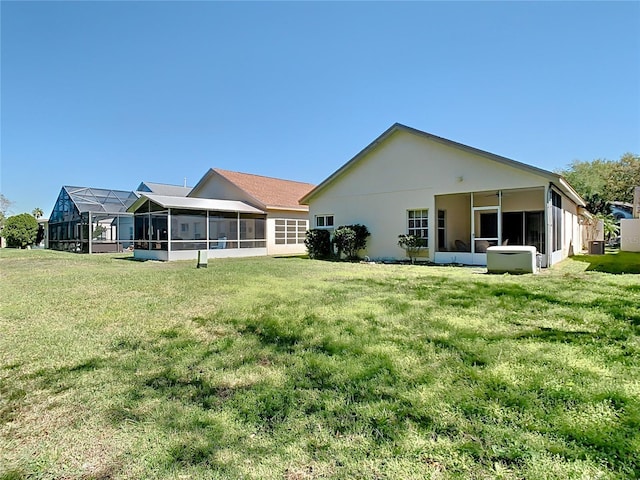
[{"x1": 486, "y1": 246, "x2": 538, "y2": 274}]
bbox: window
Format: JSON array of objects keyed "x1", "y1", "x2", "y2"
[
  {"x1": 275, "y1": 219, "x2": 308, "y2": 245},
  {"x1": 408, "y1": 209, "x2": 428, "y2": 246},
  {"x1": 315, "y1": 215, "x2": 334, "y2": 228}
]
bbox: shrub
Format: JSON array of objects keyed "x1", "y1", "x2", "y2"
[
  {"x1": 333, "y1": 224, "x2": 370, "y2": 260},
  {"x1": 3, "y1": 213, "x2": 39, "y2": 248},
  {"x1": 304, "y1": 229, "x2": 332, "y2": 259},
  {"x1": 398, "y1": 234, "x2": 428, "y2": 264}
]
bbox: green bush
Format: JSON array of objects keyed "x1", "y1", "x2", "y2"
[
  {"x1": 333, "y1": 224, "x2": 370, "y2": 260},
  {"x1": 3, "y1": 213, "x2": 39, "y2": 248},
  {"x1": 304, "y1": 229, "x2": 332, "y2": 259}
]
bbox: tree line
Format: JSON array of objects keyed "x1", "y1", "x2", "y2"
[{"x1": 557, "y1": 153, "x2": 640, "y2": 214}]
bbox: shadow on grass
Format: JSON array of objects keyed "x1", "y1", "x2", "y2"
[{"x1": 9, "y1": 271, "x2": 640, "y2": 478}]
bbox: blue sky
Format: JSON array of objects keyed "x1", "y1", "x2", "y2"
[{"x1": 2, "y1": 1, "x2": 639, "y2": 216}]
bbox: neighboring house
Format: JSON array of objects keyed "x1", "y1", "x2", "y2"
[
  {"x1": 48, "y1": 182, "x2": 191, "y2": 254},
  {"x1": 129, "y1": 169, "x2": 315, "y2": 261},
  {"x1": 136, "y1": 181, "x2": 192, "y2": 197},
  {"x1": 300, "y1": 123, "x2": 588, "y2": 267}
]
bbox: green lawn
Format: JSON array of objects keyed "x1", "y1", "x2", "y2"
[{"x1": 1, "y1": 249, "x2": 639, "y2": 480}]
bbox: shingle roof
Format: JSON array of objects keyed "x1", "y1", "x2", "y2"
[{"x1": 213, "y1": 169, "x2": 315, "y2": 210}]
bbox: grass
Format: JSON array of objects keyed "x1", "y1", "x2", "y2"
[
  {"x1": 0, "y1": 249, "x2": 639, "y2": 479},
  {"x1": 571, "y1": 250, "x2": 640, "y2": 274}
]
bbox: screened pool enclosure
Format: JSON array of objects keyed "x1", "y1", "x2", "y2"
[
  {"x1": 48, "y1": 186, "x2": 137, "y2": 253},
  {"x1": 129, "y1": 194, "x2": 268, "y2": 261}
]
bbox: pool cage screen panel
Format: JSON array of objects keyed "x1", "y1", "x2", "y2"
[{"x1": 48, "y1": 186, "x2": 136, "y2": 253}]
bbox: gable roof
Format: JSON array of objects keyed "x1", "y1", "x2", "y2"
[
  {"x1": 127, "y1": 193, "x2": 264, "y2": 214},
  {"x1": 300, "y1": 123, "x2": 585, "y2": 207},
  {"x1": 190, "y1": 168, "x2": 315, "y2": 211},
  {"x1": 136, "y1": 181, "x2": 192, "y2": 197}
]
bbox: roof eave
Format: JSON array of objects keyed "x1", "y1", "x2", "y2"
[
  {"x1": 300, "y1": 123, "x2": 588, "y2": 207},
  {"x1": 265, "y1": 205, "x2": 309, "y2": 212}
]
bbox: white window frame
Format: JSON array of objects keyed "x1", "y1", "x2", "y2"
[
  {"x1": 275, "y1": 218, "x2": 308, "y2": 245},
  {"x1": 407, "y1": 209, "x2": 429, "y2": 247},
  {"x1": 315, "y1": 214, "x2": 334, "y2": 229}
]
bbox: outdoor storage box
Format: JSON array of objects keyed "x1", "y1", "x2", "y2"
[{"x1": 486, "y1": 245, "x2": 537, "y2": 274}]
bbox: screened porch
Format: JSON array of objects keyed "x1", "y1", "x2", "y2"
[
  {"x1": 433, "y1": 187, "x2": 549, "y2": 266},
  {"x1": 129, "y1": 194, "x2": 267, "y2": 261}
]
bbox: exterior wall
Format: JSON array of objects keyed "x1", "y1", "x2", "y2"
[
  {"x1": 308, "y1": 130, "x2": 551, "y2": 262},
  {"x1": 266, "y1": 210, "x2": 309, "y2": 256},
  {"x1": 134, "y1": 249, "x2": 169, "y2": 261},
  {"x1": 621, "y1": 219, "x2": 640, "y2": 252},
  {"x1": 435, "y1": 194, "x2": 471, "y2": 252},
  {"x1": 133, "y1": 247, "x2": 268, "y2": 261},
  {"x1": 502, "y1": 189, "x2": 545, "y2": 212},
  {"x1": 169, "y1": 248, "x2": 267, "y2": 261},
  {"x1": 547, "y1": 187, "x2": 582, "y2": 266},
  {"x1": 563, "y1": 195, "x2": 581, "y2": 257}
]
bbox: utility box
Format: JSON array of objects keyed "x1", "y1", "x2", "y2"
[
  {"x1": 589, "y1": 241, "x2": 605, "y2": 255},
  {"x1": 486, "y1": 246, "x2": 538, "y2": 274},
  {"x1": 197, "y1": 250, "x2": 208, "y2": 268}
]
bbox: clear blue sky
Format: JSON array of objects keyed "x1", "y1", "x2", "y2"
[{"x1": 2, "y1": 1, "x2": 639, "y2": 216}]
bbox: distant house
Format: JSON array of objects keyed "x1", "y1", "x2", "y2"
[
  {"x1": 48, "y1": 186, "x2": 137, "y2": 253},
  {"x1": 300, "y1": 123, "x2": 588, "y2": 267},
  {"x1": 48, "y1": 182, "x2": 191, "y2": 254},
  {"x1": 128, "y1": 169, "x2": 315, "y2": 261},
  {"x1": 136, "y1": 181, "x2": 192, "y2": 197}
]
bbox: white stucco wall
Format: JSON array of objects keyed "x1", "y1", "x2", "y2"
[
  {"x1": 621, "y1": 219, "x2": 640, "y2": 252},
  {"x1": 266, "y1": 210, "x2": 309, "y2": 256},
  {"x1": 308, "y1": 130, "x2": 565, "y2": 262}
]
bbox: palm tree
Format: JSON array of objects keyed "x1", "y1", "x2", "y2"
[{"x1": 32, "y1": 207, "x2": 44, "y2": 219}]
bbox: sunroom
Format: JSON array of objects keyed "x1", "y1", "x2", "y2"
[
  {"x1": 433, "y1": 187, "x2": 550, "y2": 266},
  {"x1": 128, "y1": 194, "x2": 267, "y2": 261}
]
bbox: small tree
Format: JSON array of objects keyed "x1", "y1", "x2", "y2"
[
  {"x1": 32, "y1": 207, "x2": 44, "y2": 219},
  {"x1": 304, "y1": 229, "x2": 331, "y2": 259},
  {"x1": 3, "y1": 213, "x2": 39, "y2": 248},
  {"x1": 398, "y1": 234, "x2": 427, "y2": 264}
]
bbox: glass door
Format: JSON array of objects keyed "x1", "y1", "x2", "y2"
[{"x1": 473, "y1": 207, "x2": 500, "y2": 253}]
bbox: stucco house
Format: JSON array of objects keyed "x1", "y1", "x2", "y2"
[
  {"x1": 129, "y1": 169, "x2": 314, "y2": 261},
  {"x1": 300, "y1": 123, "x2": 588, "y2": 267}
]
